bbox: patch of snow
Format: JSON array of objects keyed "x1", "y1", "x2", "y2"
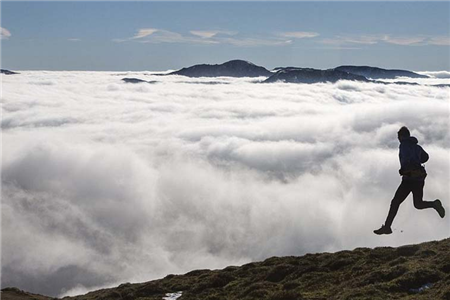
[
  {"x1": 163, "y1": 291, "x2": 183, "y2": 300},
  {"x1": 409, "y1": 283, "x2": 433, "y2": 293}
]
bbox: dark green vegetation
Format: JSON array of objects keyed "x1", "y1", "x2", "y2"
[{"x1": 3, "y1": 239, "x2": 450, "y2": 300}]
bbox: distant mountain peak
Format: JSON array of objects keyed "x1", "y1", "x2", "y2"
[
  {"x1": 224, "y1": 59, "x2": 253, "y2": 64},
  {"x1": 168, "y1": 60, "x2": 272, "y2": 78}
]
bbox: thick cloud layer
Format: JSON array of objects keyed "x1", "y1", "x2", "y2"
[{"x1": 2, "y1": 72, "x2": 449, "y2": 297}]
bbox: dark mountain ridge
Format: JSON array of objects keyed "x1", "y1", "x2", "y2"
[
  {"x1": 166, "y1": 60, "x2": 430, "y2": 83},
  {"x1": 1, "y1": 69, "x2": 20, "y2": 75},
  {"x1": 3, "y1": 238, "x2": 450, "y2": 300},
  {"x1": 334, "y1": 66, "x2": 428, "y2": 79},
  {"x1": 168, "y1": 60, "x2": 273, "y2": 78},
  {"x1": 264, "y1": 68, "x2": 370, "y2": 84}
]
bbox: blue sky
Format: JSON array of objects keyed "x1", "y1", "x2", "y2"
[{"x1": 1, "y1": 1, "x2": 449, "y2": 71}]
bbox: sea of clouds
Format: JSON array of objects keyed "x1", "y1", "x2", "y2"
[{"x1": 2, "y1": 71, "x2": 449, "y2": 297}]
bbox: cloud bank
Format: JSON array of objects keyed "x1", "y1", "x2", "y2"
[{"x1": 2, "y1": 72, "x2": 449, "y2": 297}]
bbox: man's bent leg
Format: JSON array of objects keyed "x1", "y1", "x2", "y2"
[
  {"x1": 385, "y1": 180, "x2": 411, "y2": 228},
  {"x1": 411, "y1": 180, "x2": 435, "y2": 210}
]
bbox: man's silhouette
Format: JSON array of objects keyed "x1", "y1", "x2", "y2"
[{"x1": 374, "y1": 126, "x2": 445, "y2": 235}]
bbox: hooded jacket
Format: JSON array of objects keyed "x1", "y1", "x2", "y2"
[{"x1": 399, "y1": 136, "x2": 429, "y2": 180}]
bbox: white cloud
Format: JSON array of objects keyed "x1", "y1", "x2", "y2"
[
  {"x1": 383, "y1": 35, "x2": 426, "y2": 45},
  {"x1": 2, "y1": 71, "x2": 449, "y2": 297},
  {"x1": 117, "y1": 28, "x2": 291, "y2": 47},
  {"x1": 348, "y1": 35, "x2": 384, "y2": 45},
  {"x1": 118, "y1": 28, "x2": 219, "y2": 44},
  {"x1": 144, "y1": 30, "x2": 220, "y2": 45},
  {"x1": 428, "y1": 36, "x2": 450, "y2": 46},
  {"x1": 189, "y1": 30, "x2": 237, "y2": 39},
  {"x1": 190, "y1": 30, "x2": 220, "y2": 38},
  {"x1": 220, "y1": 37, "x2": 292, "y2": 47},
  {"x1": 1, "y1": 27, "x2": 12, "y2": 39},
  {"x1": 132, "y1": 28, "x2": 159, "y2": 39},
  {"x1": 68, "y1": 38, "x2": 81, "y2": 42},
  {"x1": 321, "y1": 35, "x2": 381, "y2": 45},
  {"x1": 321, "y1": 34, "x2": 448, "y2": 47},
  {"x1": 278, "y1": 31, "x2": 319, "y2": 39}
]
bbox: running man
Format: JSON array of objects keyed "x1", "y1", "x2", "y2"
[{"x1": 374, "y1": 126, "x2": 445, "y2": 235}]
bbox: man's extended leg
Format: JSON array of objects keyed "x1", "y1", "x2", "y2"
[
  {"x1": 375, "y1": 181, "x2": 412, "y2": 235},
  {"x1": 384, "y1": 181, "x2": 412, "y2": 228}
]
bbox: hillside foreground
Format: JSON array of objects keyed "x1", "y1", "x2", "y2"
[{"x1": 2, "y1": 238, "x2": 450, "y2": 300}]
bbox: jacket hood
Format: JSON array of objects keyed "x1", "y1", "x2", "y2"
[{"x1": 400, "y1": 136, "x2": 418, "y2": 144}]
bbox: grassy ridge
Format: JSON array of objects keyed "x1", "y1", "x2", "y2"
[{"x1": 3, "y1": 238, "x2": 450, "y2": 300}]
